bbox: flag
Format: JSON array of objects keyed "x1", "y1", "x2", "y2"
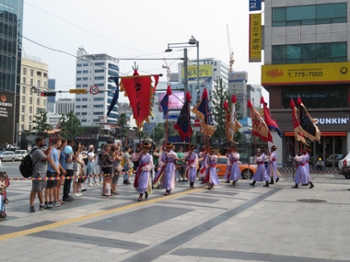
[
  {"x1": 192, "y1": 88, "x2": 215, "y2": 137},
  {"x1": 224, "y1": 95, "x2": 242, "y2": 142},
  {"x1": 160, "y1": 85, "x2": 172, "y2": 117},
  {"x1": 290, "y1": 99, "x2": 308, "y2": 145},
  {"x1": 297, "y1": 97, "x2": 321, "y2": 142},
  {"x1": 247, "y1": 100, "x2": 273, "y2": 142},
  {"x1": 107, "y1": 77, "x2": 119, "y2": 116},
  {"x1": 261, "y1": 97, "x2": 283, "y2": 138},
  {"x1": 174, "y1": 92, "x2": 192, "y2": 142}
]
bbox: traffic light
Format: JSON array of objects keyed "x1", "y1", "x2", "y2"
[{"x1": 40, "y1": 92, "x2": 56, "y2": 97}]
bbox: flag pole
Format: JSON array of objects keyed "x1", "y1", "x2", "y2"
[{"x1": 166, "y1": 112, "x2": 169, "y2": 143}]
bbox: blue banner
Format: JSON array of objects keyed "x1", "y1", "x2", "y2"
[{"x1": 249, "y1": 0, "x2": 261, "y2": 11}]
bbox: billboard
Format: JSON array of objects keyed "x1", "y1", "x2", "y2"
[
  {"x1": 181, "y1": 64, "x2": 212, "y2": 81},
  {"x1": 249, "y1": 13, "x2": 262, "y2": 62},
  {"x1": 262, "y1": 62, "x2": 350, "y2": 85},
  {"x1": 249, "y1": 0, "x2": 262, "y2": 11},
  {"x1": 158, "y1": 92, "x2": 184, "y2": 111}
]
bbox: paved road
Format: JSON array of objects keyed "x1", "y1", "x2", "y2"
[
  {"x1": 0, "y1": 162, "x2": 21, "y2": 178},
  {"x1": 0, "y1": 172, "x2": 350, "y2": 262}
]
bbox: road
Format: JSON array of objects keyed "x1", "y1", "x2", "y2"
[
  {"x1": 0, "y1": 161, "x2": 21, "y2": 178},
  {"x1": 0, "y1": 171, "x2": 350, "y2": 262}
]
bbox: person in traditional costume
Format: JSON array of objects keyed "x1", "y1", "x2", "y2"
[
  {"x1": 250, "y1": 148, "x2": 270, "y2": 187},
  {"x1": 224, "y1": 147, "x2": 233, "y2": 183},
  {"x1": 134, "y1": 143, "x2": 154, "y2": 201},
  {"x1": 292, "y1": 150, "x2": 309, "y2": 188},
  {"x1": 163, "y1": 143, "x2": 177, "y2": 196},
  {"x1": 303, "y1": 147, "x2": 314, "y2": 189},
  {"x1": 229, "y1": 146, "x2": 241, "y2": 186},
  {"x1": 0, "y1": 171, "x2": 10, "y2": 219},
  {"x1": 268, "y1": 145, "x2": 279, "y2": 184},
  {"x1": 184, "y1": 144, "x2": 199, "y2": 188},
  {"x1": 199, "y1": 146, "x2": 209, "y2": 183},
  {"x1": 204, "y1": 149, "x2": 220, "y2": 190},
  {"x1": 153, "y1": 144, "x2": 166, "y2": 189}
]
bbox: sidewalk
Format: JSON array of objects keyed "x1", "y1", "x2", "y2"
[{"x1": 1, "y1": 173, "x2": 350, "y2": 261}]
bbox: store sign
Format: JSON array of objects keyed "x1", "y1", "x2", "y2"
[
  {"x1": 262, "y1": 62, "x2": 350, "y2": 85},
  {"x1": 181, "y1": 64, "x2": 212, "y2": 81},
  {"x1": 314, "y1": 117, "x2": 350, "y2": 125},
  {"x1": 249, "y1": 0, "x2": 261, "y2": 11},
  {"x1": 0, "y1": 94, "x2": 13, "y2": 118},
  {"x1": 249, "y1": 13, "x2": 262, "y2": 62}
]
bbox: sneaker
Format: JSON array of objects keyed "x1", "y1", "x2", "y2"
[
  {"x1": 46, "y1": 203, "x2": 53, "y2": 209},
  {"x1": 54, "y1": 201, "x2": 60, "y2": 207},
  {"x1": 78, "y1": 193, "x2": 83, "y2": 197},
  {"x1": 62, "y1": 197, "x2": 72, "y2": 202},
  {"x1": 29, "y1": 206, "x2": 35, "y2": 213},
  {"x1": 39, "y1": 204, "x2": 46, "y2": 210},
  {"x1": 81, "y1": 187, "x2": 87, "y2": 192},
  {"x1": 96, "y1": 182, "x2": 101, "y2": 186},
  {"x1": 89, "y1": 183, "x2": 94, "y2": 186},
  {"x1": 73, "y1": 193, "x2": 80, "y2": 197}
]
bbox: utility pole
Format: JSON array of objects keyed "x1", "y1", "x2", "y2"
[{"x1": 184, "y1": 48, "x2": 188, "y2": 94}]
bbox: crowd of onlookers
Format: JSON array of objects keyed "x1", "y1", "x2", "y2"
[{"x1": 29, "y1": 137, "x2": 190, "y2": 212}]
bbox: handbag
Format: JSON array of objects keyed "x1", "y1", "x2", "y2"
[{"x1": 78, "y1": 169, "x2": 86, "y2": 183}]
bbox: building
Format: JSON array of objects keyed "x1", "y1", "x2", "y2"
[
  {"x1": 262, "y1": 0, "x2": 350, "y2": 168},
  {"x1": 47, "y1": 112, "x2": 61, "y2": 128},
  {"x1": 74, "y1": 48, "x2": 119, "y2": 126},
  {"x1": 47, "y1": 79, "x2": 56, "y2": 113},
  {"x1": 56, "y1": 98, "x2": 75, "y2": 115},
  {"x1": 19, "y1": 55, "x2": 48, "y2": 132},
  {"x1": 0, "y1": 0, "x2": 23, "y2": 147}
]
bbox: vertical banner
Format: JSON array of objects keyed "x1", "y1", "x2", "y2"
[
  {"x1": 249, "y1": 13, "x2": 262, "y2": 62},
  {"x1": 249, "y1": 0, "x2": 262, "y2": 11}
]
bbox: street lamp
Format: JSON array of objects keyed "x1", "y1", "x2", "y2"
[{"x1": 188, "y1": 36, "x2": 200, "y2": 98}]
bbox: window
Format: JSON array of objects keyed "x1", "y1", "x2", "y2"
[
  {"x1": 272, "y1": 42, "x2": 347, "y2": 64},
  {"x1": 82, "y1": 98, "x2": 88, "y2": 101},
  {"x1": 76, "y1": 112, "x2": 81, "y2": 116},
  {"x1": 23, "y1": 68, "x2": 27, "y2": 75},
  {"x1": 76, "y1": 98, "x2": 81, "y2": 102},
  {"x1": 83, "y1": 63, "x2": 89, "y2": 66},
  {"x1": 95, "y1": 83, "x2": 104, "y2": 87},
  {"x1": 76, "y1": 105, "x2": 81, "y2": 109},
  {"x1": 76, "y1": 78, "x2": 81, "y2": 81},
  {"x1": 95, "y1": 62, "x2": 105, "y2": 66},
  {"x1": 21, "y1": 124, "x2": 24, "y2": 130},
  {"x1": 29, "y1": 106, "x2": 32, "y2": 113},
  {"x1": 94, "y1": 76, "x2": 104, "y2": 80},
  {"x1": 29, "y1": 116, "x2": 32, "y2": 121},
  {"x1": 22, "y1": 77, "x2": 26, "y2": 84},
  {"x1": 29, "y1": 88, "x2": 32, "y2": 95},
  {"x1": 82, "y1": 105, "x2": 88, "y2": 109},
  {"x1": 30, "y1": 79, "x2": 33, "y2": 85},
  {"x1": 22, "y1": 86, "x2": 25, "y2": 94},
  {"x1": 94, "y1": 104, "x2": 104, "y2": 108},
  {"x1": 21, "y1": 115, "x2": 24, "y2": 121},
  {"x1": 82, "y1": 77, "x2": 88, "y2": 81},
  {"x1": 93, "y1": 112, "x2": 104, "y2": 115},
  {"x1": 272, "y1": 3, "x2": 347, "y2": 27},
  {"x1": 94, "y1": 97, "x2": 104, "y2": 101},
  {"x1": 77, "y1": 71, "x2": 82, "y2": 74},
  {"x1": 83, "y1": 70, "x2": 88, "y2": 74},
  {"x1": 95, "y1": 69, "x2": 105, "y2": 73},
  {"x1": 37, "y1": 71, "x2": 42, "y2": 77},
  {"x1": 108, "y1": 70, "x2": 119, "y2": 77},
  {"x1": 29, "y1": 97, "x2": 32, "y2": 104},
  {"x1": 76, "y1": 84, "x2": 81, "y2": 88},
  {"x1": 82, "y1": 119, "x2": 87, "y2": 122},
  {"x1": 44, "y1": 82, "x2": 46, "y2": 88},
  {"x1": 108, "y1": 63, "x2": 119, "y2": 71},
  {"x1": 82, "y1": 84, "x2": 88, "y2": 87},
  {"x1": 82, "y1": 112, "x2": 87, "y2": 116},
  {"x1": 37, "y1": 98, "x2": 40, "y2": 106},
  {"x1": 77, "y1": 63, "x2": 82, "y2": 67},
  {"x1": 30, "y1": 70, "x2": 33, "y2": 76},
  {"x1": 93, "y1": 119, "x2": 100, "y2": 122},
  {"x1": 37, "y1": 80, "x2": 40, "y2": 87},
  {"x1": 29, "y1": 125, "x2": 31, "y2": 130},
  {"x1": 36, "y1": 108, "x2": 40, "y2": 114},
  {"x1": 22, "y1": 97, "x2": 25, "y2": 103},
  {"x1": 21, "y1": 105, "x2": 25, "y2": 112}
]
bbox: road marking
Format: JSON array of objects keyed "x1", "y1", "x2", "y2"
[{"x1": 0, "y1": 187, "x2": 204, "y2": 242}]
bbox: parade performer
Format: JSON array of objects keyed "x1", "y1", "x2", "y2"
[
  {"x1": 250, "y1": 148, "x2": 270, "y2": 187},
  {"x1": 134, "y1": 143, "x2": 154, "y2": 201},
  {"x1": 199, "y1": 146, "x2": 209, "y2": 183},
  {"x1": 292, "y1": 150, "x2": 309, "y2": 188},
  {"x1": 153, "y1": 144, "x2": 167, "y2": 189},
  {"x1": 224, "y1": 147, "x2": 232, "y2": 183},
  {"x1": 0, "y1": 171, "x2": 10, "y2": 219},
  {"x1": 163, "y1": 143, "x2": 177, "y2": 196},
  {"x1": 303, "y1": 147, "x2": 314, "y2": 188},
  {"x1": 229, "y1": 146, "x2": 241, "y2": 186},
  {"x1": 184, "y1": 144, "x2": 199, "y2": 188},
  {"x1": 268, "y1": 145, "x2": 279, "y2": 184},
  {"x1": 204, "y1": 149, "x2": 220, "y2": 190}
]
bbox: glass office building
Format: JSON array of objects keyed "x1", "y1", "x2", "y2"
[{"x1": 0, "y1": 0, "x2": 23, "y2": 147}]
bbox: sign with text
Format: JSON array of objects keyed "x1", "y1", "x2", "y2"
[
  {"x1": 249, "y1": 0, "x2": 262, "y2": 11},
  {"x1": 181, "y1": 64, "x2": 212, "y2": 81},
  {"x1": 69, "y1": 88, "x2": 87, "y2": 94},
  {"x1": 262, "y1": 62, "x2": 350, "y2": 85},
  {"x1": 249, "y1": 13, "x2": 262, "y2": 62}
]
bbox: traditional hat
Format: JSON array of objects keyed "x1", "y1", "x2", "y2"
[
  {"x1": 188, "y1": 144, "x2": 196, "y2": 150},
  {"x1": 166, "y1": 142, "x2": 173, "y2": 148},
  {"x1": 260, "y1": 147, "x2": 266, "y2": 151},
  {"x1": 271, "y1": 145, "x2": 277, "y2": 150},
  {"x1": 142, "y1": 142, "x2": 151, "y2": 149}
]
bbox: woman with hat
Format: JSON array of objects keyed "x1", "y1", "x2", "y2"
[
  {"x1": 224, "y1": 147, "x2": 232, "y2": 183},
  {"x1": 292, "y1": 150, "x2": 309, "y2": 188},
  {"x1": 250, "y1": 148, "x2": 270, "y2": 187},
  {"x1": 134, "y1": 143, "x2": 154, "y2": 201},
  {"x1": 184, "y1": 144, "x2": 198, "y2": 188},
  {"x1": 163, "y1": 143, "x2": 177, "y2": 195},
  {"x1": 303, "y1": 148, "x2": 315, "y2": 188},
  {"x1": 268, "y1": 145, "x2": 279, "y2": 184},
  {"x1": 199, "y1": 146, "x2": 210, "y2": 183},
  {"x1": 229, "y1": 146, "x2": 241, "y2": 186},
  {"x1": 204, "y1": 149, "x2": 220, "y2": 189},
  {"x1": 153, "y1": 144, "x2": 167, "y2": 189}
]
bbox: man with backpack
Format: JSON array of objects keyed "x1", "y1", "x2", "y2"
[{"x1": 29, "y1": 137, "x2": 53, "y2": 212}]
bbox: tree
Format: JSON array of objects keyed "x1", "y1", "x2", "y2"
[
  {"x1": 58, "y1": 110, "x2": 84, "y2": 140},
  {"x1": 32, "y1": 108, "x2": 53, "y2": 138},
  {"x1": 211, "y1": 78, "x2": 228, "y2": 141},
  {"x1": 117, "y1": 113, "x2": 128, "y2": 139}
]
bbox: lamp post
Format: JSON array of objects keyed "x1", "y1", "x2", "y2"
[{"x1": 188, "y1": 36, "x2": 200, "y2": 96}]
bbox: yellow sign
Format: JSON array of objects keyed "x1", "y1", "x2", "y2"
[
  {"x1": 262, "y1": 62, "x2": 350, "y2": 85},
  {"x1": 181, "y1": 64, "x2": 212, "y2": 81},
  {"x1": 69, "y1": 89, "x2": 87, "y2": 94},
  {"x1": 249, "y1": 13, "x2": 262, "y2": 63}
]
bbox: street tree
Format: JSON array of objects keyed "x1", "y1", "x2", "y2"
[
  {"x1": 58, "y1": 110, "x2": 84, "y2": 140},
  {"x1": 32, "y1": 108, "x2": 52, "y2": 138},
  {"x1": 117, "y1": 113, "x2": 128, "y2": 139}
]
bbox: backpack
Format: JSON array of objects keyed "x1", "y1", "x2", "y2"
[
  {"x1": 121, "y1": 154, "x2": 126, "y2": 167},
  {"x1": 97, "y1": 151, "x2": 103, "y2": 166},
  {"x1": 19, "y1": 148, "x2": 39, "y2": 178}
]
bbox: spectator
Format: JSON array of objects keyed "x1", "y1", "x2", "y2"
[
  {"x1": 177, "y1": 146, "x2": 187, "y2": 182},
  {"x1": 29, "y1": 137, "x2": 52, "y2": 212},
  {"x1": 87, "y1": 145, "x2": 99, "y2": 186},
  {"x1": 62, "y1": 140, "x2": 74, "y2": 203},
  {"x1": 96, "y1": 143, "x2": 105, "y2": 184},
  {"x1": 111, "y1": 145, "x2": 122, "y2": 195},
  {"x1": 123, "y1": 147, "x2": 132, "y2": 185},
  {"x1": 101, "y1": 144, "x2": 114, "y2": 196},
  {"x1": 72, "y1": 143, "x2": 85, "y2": 197},
  {"x1": 315, "y1": 158, "x2": 324, "y2": 172},
  {"x1": 56, "y1": 139, "x2": 67, "y2": 205}
]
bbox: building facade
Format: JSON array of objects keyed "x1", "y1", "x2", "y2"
[
  {"x1": 262, "y1": 0, "x2": 350, "y2": 168},
  {"x1": 0, "y1": 0, "x2": 23, "y2": 146},
  {"x1": 56, "y1": 98, "x2": 74, "y2": 115},
  {"x1": 47, "y1": 78, "x2": 56, "y2": 113},
  {"x1": 74, "y1": 48, "x2": 119, "y2": 126},
  {"x1": 19, "y1": 55, "x2": 49, "y2": 132}
]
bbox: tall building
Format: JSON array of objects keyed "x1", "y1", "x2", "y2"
[
  {"x1": 20, "y1": 55, "x2": 49, "y2": 132},
  {"x1": 0, "y1": 0, "x2": 23, "y2": 146},
  {"x1": 262, "y1": 0, "x2": 350, "y2": 167},
  {"x1": 56, "y1": 98, "x2": 75, "y2": 115},
  {"x1": 47, "y1": 79, "x2": 56, "y2": 113},
  {"x1": 74, "y1": 48, "x2": 119, "y2": 126}
]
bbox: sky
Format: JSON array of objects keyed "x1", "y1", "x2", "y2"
[{"x1": 22, "y1": 0, "x2": 266, "y2": 102}]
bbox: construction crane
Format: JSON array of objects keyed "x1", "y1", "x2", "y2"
[
  {"x1": 162, "y1": 58, "x2": 171, "y2": 85},
  {"x1": 226, "y1": 25, "x2": 235, "y2": 72}
]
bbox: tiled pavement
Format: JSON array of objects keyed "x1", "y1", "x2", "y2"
[{"x1": 1, "y1": 173, "x2": 350, "y2": 262}]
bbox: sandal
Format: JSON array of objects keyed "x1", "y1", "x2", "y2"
[{"x1": 138, "y1": 194, "x2": 143, "y2": 201}]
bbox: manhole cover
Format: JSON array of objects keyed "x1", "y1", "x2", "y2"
[{"x1": 297, "y1": 199, "x2": 327, "y2": 203}]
